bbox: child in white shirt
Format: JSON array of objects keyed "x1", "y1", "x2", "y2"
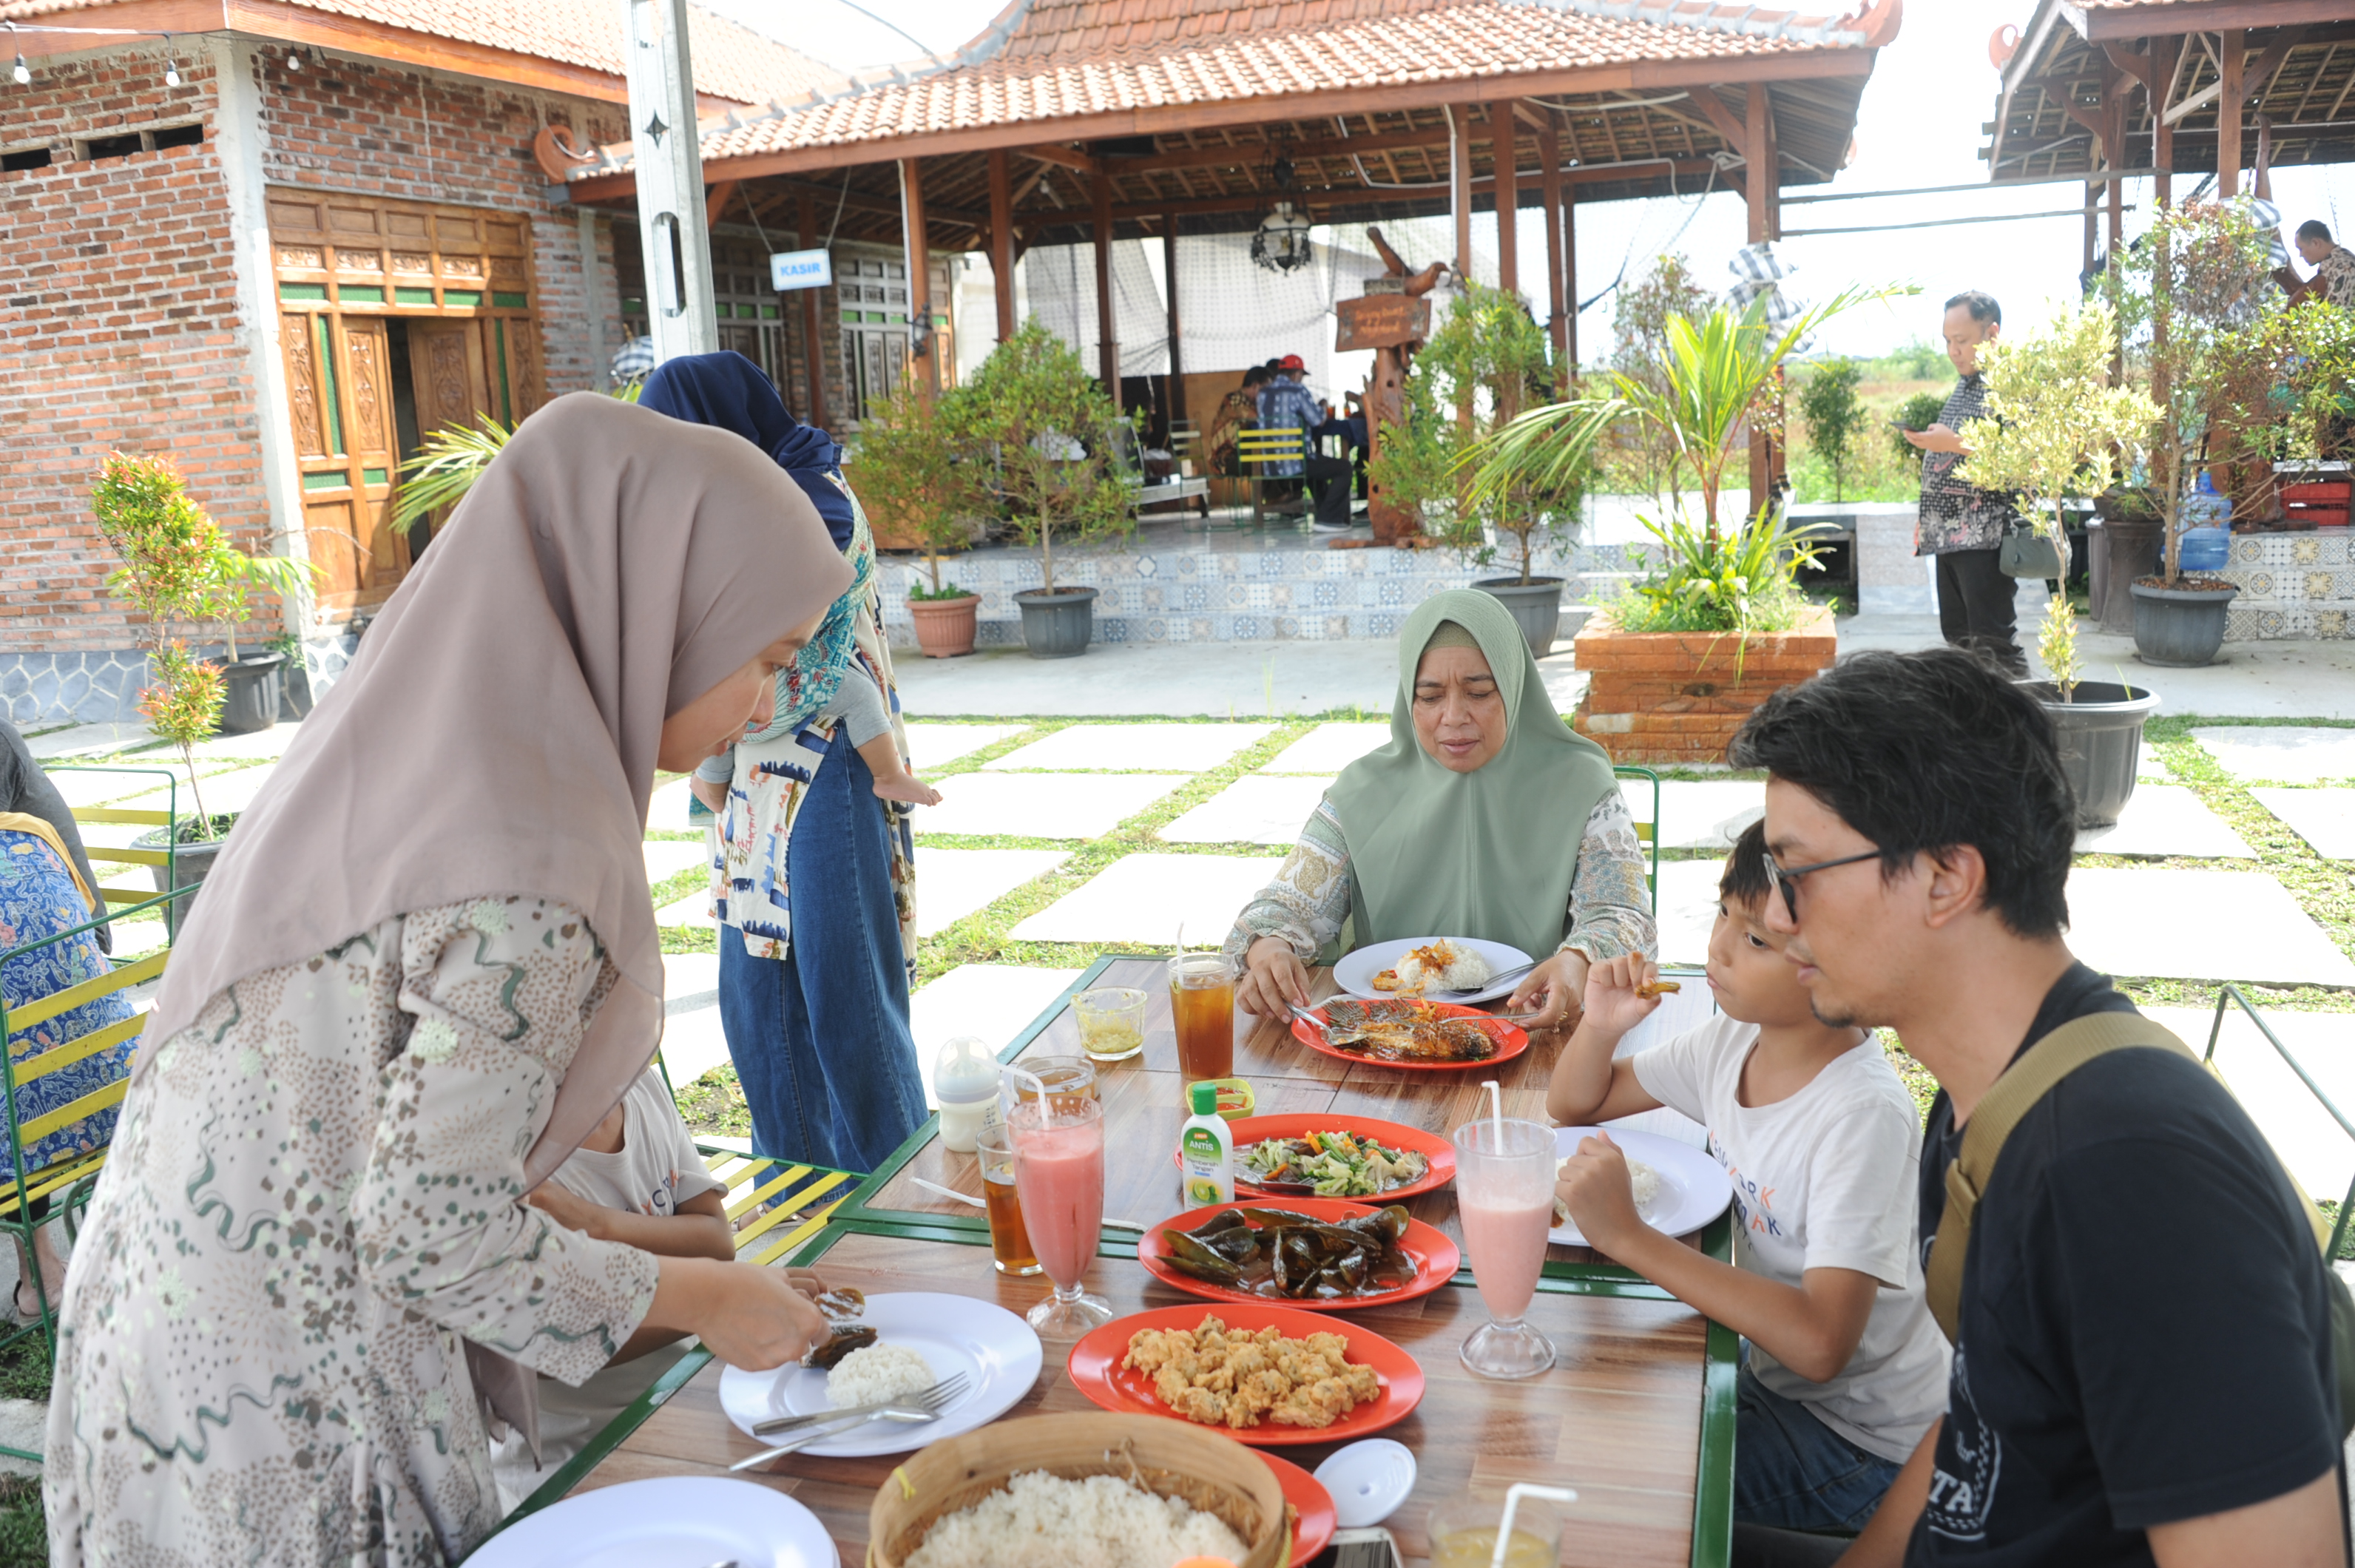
[
  {"x1": 490, "y1": 1069, "x2": 735, "y2": 1513},
  {"x1": 1547, "y1": 820, "x2": 1947, "y2": 1535}
]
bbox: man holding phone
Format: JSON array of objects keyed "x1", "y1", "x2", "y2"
[{"x1": 1903, "y1": 292, "x2": 2026, "y2": 677}]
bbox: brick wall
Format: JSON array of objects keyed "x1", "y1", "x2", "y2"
[{"x1": 0, "y1": 38, "x2": 632, "y2": 696}]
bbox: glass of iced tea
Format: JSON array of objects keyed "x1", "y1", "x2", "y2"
[
  {"x1": 1167, "y1": 951, "x2": 1236, "y2": 1088},
  {"x1": 974, "y1": 1123, "x2": 1038, "y2": 1277}
]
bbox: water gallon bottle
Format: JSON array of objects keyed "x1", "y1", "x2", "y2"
[
  {"x1": 2178, "y1": 473, "x2": 2232, "y2": 572},
  {"x1": 933, "y1": 1035, "x2": 1000, "y2": 1154}
]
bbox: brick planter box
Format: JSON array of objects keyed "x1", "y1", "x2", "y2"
[{"x1": 1571, "y1": 606, "x2": 1838, "y2": 763}]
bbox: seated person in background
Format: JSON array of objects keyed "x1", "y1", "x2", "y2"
[
  {"x1": 490, "y1": 1069, "x2": 737, "y2": 1512},
  {"x1": 1733, "y1": 648, "x2": 2345, "y2": 1568},
  {"x1": 1208, "y1": 365, "x2": 1270, "y2": 479},
  {"x1": 1229, "y1": 590, "x2": 1654, "y2": 1031},
  {"x1": 1255, "y1": 354, "x2": 1327, "y2": 503},
  {"x1": 1550, "y1": 820, "x2": 1947, "y2": 1537},
  {"x1": 694, "y1": 659, "x2": 939, "y2": 810},
  {"x1": 2278, "y1": 219, "x2": 2355, "y2": 309}
]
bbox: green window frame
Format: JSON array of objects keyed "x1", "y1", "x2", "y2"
[{"x1": 313, "y1": 315, "x2": 345, "y2": 456}]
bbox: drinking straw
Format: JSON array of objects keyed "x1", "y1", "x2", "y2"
[
  {"x1": 1492, "y1": 1483, "x2": 1577, "y2": 1568},
  {"x1": 1004, "y1": 1064, "x2": 1056, "y2": 1126},
  {"x1": 1481, "y1": 1078, "x2": 1503, "y2": 1153}
]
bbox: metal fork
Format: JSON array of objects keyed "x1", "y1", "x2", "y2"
[
  {"x1": 1424, "y1": 959, "x2": 1539, "y2": 998},
  {"x1": 732, "y1": 1378, "x2": 969, "y2": 1470},
  {"x1": 751, "y1": 1371, "x2": 970, "y2": 1437}
]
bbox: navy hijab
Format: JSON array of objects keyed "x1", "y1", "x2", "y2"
[{"x1": 637, "y1": 351, "x2": 854, "y2": 548}]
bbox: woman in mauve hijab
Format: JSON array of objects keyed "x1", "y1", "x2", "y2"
[{"x1": 44, "y1": 395, "x2": 852, "y2": 1567}]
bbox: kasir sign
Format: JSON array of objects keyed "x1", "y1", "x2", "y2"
[{"x1": 769, "y1": 249, "x2": 834, "y2": 291}]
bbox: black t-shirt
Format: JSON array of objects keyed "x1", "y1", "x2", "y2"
[{"x1": 1905, "y1": 964, "x2": 2340, "y2": 1567}]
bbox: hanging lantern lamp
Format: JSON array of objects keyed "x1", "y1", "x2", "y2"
[{"x1": 1251, "y1": 201, "x2": 1314, "y2": 275}]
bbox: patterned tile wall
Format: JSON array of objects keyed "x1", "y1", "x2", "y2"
[
  {"x1": 3, "y1": 632, "x2": 361, "y2": 728},
  {"x1": 2220, "y1": 532, "x2": 2355, "y2": 641}
]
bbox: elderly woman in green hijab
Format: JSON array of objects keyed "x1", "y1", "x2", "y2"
[{"x1": 1227, "y1": 589, "x2": 1655, "y2": 1029}]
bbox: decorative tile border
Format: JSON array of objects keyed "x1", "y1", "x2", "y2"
[
  {"x1": 1, "y1": 632, "x2": 363, "y2": 728},
  {"x1": 2222, "y1": 532, "x2": 2355, "y2": 640}
]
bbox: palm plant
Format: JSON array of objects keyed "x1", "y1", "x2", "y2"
[{"x1": 390, "y1": 415, "x2": 512, "y2": 535}]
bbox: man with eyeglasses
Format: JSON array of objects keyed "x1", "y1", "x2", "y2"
[{"x1": 1725, "y1": 647, "x2": 2345, "y2": 1568}]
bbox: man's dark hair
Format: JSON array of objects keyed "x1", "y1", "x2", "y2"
[
  {"x1": 1944, "y1": 289, "x2": 2001, "y2": 326},
  {"x1": 1241, "y1": 366, "x2": 1269, "y2": 388},
  {"x1": 2299, "y1": 219, "x2": 2333, "y2": 243},
  {"x1": 1728, "y1": 648, "x2": 2074, "y2": 937},
  {"x1": 1718, "y1": 817, "x2": 1772, "y2": 907}
]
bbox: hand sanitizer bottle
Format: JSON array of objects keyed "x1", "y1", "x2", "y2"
[{"x1": 1178, "y1": 1081, "x2": 1236, "y2": 1206}]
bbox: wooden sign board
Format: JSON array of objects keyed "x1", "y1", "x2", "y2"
[{"x1": 1336, "y1": 294, "x2": 1430, "y2": 351}]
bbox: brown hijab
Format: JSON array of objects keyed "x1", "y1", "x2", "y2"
[{"x1": 141, "y1": 392, "x2": 852, "y2": 1185}]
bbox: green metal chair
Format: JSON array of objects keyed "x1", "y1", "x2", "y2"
[
  {"x1": 2200, "y1": 983, "x2": 2355, "y2": 1258},
  {"x1": 1614, "y1": 764, "x2": 1663, "y2": 913},
  {"x1": 649, "y1": 1051, "x2": 859, "y2": 1267}
]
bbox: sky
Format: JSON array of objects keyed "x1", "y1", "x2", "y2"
[{"x1": 697, "y1": 0, "x2": 2355, "y2": 362}]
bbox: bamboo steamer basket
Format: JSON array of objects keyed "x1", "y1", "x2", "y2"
[{"x1": 867, "y1": 1410, "x2": 1288, "y2": 1568}]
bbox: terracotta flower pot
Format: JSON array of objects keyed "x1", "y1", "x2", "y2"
[{"x1": 908, "y1": 593, "x2": 979, "y2": 658}]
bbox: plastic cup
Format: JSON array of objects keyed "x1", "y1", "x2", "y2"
[
  {"x1": 1168, "y1": 951, "x2": 1235, "y2": 1091},
  {"x1": 1006, "y1": 1055, "x2": 1098, "y2": 1103},
  {"x1": 1010, "y1": 1095, "x2": 1112, "y2": 1336},
  {"x1": 976, "y1": 1122, "x2": 1039, "y2": 1277},
  {"x1": 1451, "y1": 1116, "x2": 1558, "y2": 1379},
  {"x1": 1074, "y1": 987, "x2": 1148, "y2": 1062},
  {"x1": 1427, "y1": 1490, "x2": 1564, "y2": 1567}
]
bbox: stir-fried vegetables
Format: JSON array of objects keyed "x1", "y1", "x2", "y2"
[{"x1": 1241, "y1": 1132, "x2": 1430, "y2": 1197}]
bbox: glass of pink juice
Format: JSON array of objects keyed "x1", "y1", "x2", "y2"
[
  {"x1": 1010, "y1": 1095, "x2": 1113, "y2": 1336},
  {"x1": 1452, "y1": 1116, "x2": 1558, "y2": 1379}
]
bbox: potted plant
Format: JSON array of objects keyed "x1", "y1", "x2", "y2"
[
  {"x1": 2106, "y1": 200, "x2": 2280, "y2": 665},
  {"x1": 204, "y1": 547, "x2": 318, "y2": 732},
  {"x1": 1795, "y1": 356, "x2": 1869, "y2": 504},
  {"x1": 1401, "y1": 282, "x2": 1584, "y2": 655},
  {"x1": 851, "y1": 379, "x2": 983, "y2": 658},
  {"x1": 1474, "y1": 286, "x2": 1899, "y2": 762},
  {"x1": 956, "y1": 320, "x2": 1138, "y2": 658},
  {"x1": 1955, "y1": 300, "x2": 2162, "y2": 828}
]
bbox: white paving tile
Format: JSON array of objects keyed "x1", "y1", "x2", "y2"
[
  {"x1": 657, "y1": 952, "x2": 729, "y2": 1089},
  {"x1": 914, "y1": 772, "x2": 1189, "y2": 839},
  {"x1": 2137, "y1": 751, "x2": 2172, "y2": 783},
  {"x1": 914, "y1": 848, "x2": 1068, "y2": 936},
  {"x1": 2192, "y1": 727, "x2": 2355, "y2": 785},
  {"x1": 648, "y1": 776, "x2": 705, "y2": 835},
  {"x1": 109, "y1": 919, "x2": 169, "y2": 958},
  {"x1": 656, "y1": 891, "x2": 714, "y2": 929},
  {"x1": 2066, "y1": 868, "x2": 2355, "y2": 986},
  {"x1": 1260, "y1": 723, "x2": 1393, "y2": 775},
  {"x1": 903, "y1": 722, "x2": 1027, "y2": 771},
  {"x1": 1008, "y1": 852, "x2": 1283, "y2": 944},
  {"x1": 2253, "y1": 788, "x2": 2355, "y2": 861},
  {"x1": 643, "y1": 839, "x2": 707, "y2": 885},
  {"x1": 1655, "y1": 859, "x2": 1729, "y2": 968},
  {"x1": 2073, "y1": 784, "x2": 2253, "y2": 859},
  {"x1": 2144, "y1": 1006, "x2": 2355, "y2": 1202},
  {"x1": 909, "y1": 963, "x2": 1086, "y2": 1106},
  {"x1": 1620, "y1": 780, "x2": 1767, "y2": 851},
  {"x1": 1158, "y1": 775, "x2": 1333, "y2": 846},
  {"x1": 984, "y1": 723, "x2": 1275, "y2": 774},
  {"x1": 117, "y1": 763, "x2": 278, "y2": 820},
  {"x1": 44, "y1": 762, "x2": 192, "y2": 808},
  {"x1": 187, "y1": 723, "x2": 304, "y2": 762}
]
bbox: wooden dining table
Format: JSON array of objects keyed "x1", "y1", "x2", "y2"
[{"x1": 538, "y1": 955, "x2": 1736, "y2": 1568}]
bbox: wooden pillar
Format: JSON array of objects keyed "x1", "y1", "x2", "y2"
[
  {"x1": 1450, "y1": 104, "x2": 1473, "y2": 283},
  {"x1": 1092, "y1": 163, "x2": 1118, "y2": 391},
  {"x1": 1744, "y1": 84, "x2": 1774, "y2": 246},
  {"x1": 797, "y1": 190, "x2": 828, "y2": 430},
  {"x1": 900, "y1": 157, "x2": 936, "y2": 401},
  {"x1": 1563, "y1": 189, "x2": 1578, "y2": 369},
  {"x1": 1490, "y1": 101, "x2": 1518, "y2": 303},
  {"x1": 2152, "y1": 36, "x2": 2180, "y2": 211},
  {"x1": 1163, "y1": 211, "x2": 1185, "y2": 427},
  {"x1": 1538, "y1": 113, "x2": 1568, "y2": 376},
  {"x1": 2084, "y1": 179, "x2": 2100, "y2": 279},
  {"x1": 988, "y1": 149, "x2": 1016, "y2": 345},
  {"x1": 2219, "y1": 29, "x2": 2243, "y2": 199}
]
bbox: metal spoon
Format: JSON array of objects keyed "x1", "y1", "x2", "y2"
[{"x1": 730, "y1": 1404, "x2": 942, "y2": 1470}]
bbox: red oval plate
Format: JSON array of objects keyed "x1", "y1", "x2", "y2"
[
  {"x1": 1169, "y1": 1115, "x2": 1457, "y2": 1202},
  {"x1": 1138, "y1": 1197, "x2": 1461, "y2": 1311},
  {"x1": 1290, "y1": 1000, "x2": 1530, "y2": 1073},
  {"x1": 1067, "y1": 1302, "x2": 1426, "y2": 1447},
  {"x1": 1263, "y1": 1451, "x2": 1338, "y2": 1567}
]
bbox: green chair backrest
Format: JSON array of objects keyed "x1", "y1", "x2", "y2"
[
  {"x1": 2203, "y1": 984, "x2": 2355, "y2": 1259},
  {"x1": 1613, "y1": 765, "x2": 1661, "y2": 914},
  {"x1": 1237, "y1": 428, "x2": 1306, "y2": 464}
]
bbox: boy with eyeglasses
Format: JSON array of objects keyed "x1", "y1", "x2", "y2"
[
  {"x1": 1552, "y1": 818, "x2": 1947, "y2": 1537},
  {"x1": 1728, "y1": 647, "x2": 2344, "y2": 1568}
]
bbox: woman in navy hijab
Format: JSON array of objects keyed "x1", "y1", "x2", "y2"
[{"x1": 638, "y1": 351, "x2": 927, "y2": 1174}]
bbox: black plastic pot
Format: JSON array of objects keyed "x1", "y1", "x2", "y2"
[
  {"x1": 138, "y1": 829, "x2": 229, "y2": 939},
  {"x1": 2130, "y1": 580, "x2": 2239, "y2": 668},
  {"x1": 216, "y1": 653, "x2": 285, "y2": 734},
  {"x1": 1013, "y1": 587, "x2": 1098, "y2": 659},
  {"x1": 1474, "y1": 576, "x2": 1567, "y2": 658},
  {"x1": 2025, "y1": 679, "x2": 2161, "y2": 829},
  {"x1": 2096, "y1": 521, "x2": 2162, "y2": 633}
]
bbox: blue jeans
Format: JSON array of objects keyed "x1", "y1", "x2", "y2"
[
  {"x1": 716, "y1": 729, "x2": 927, "y2": 1173},
  {"x1": 1735, "y1": 1362, "x2": 1903, "y2": 1535}
]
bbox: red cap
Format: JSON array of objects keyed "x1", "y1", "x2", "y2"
[{"x1": 1278, "y1": 354, "x2": 1305, "y2": 371}]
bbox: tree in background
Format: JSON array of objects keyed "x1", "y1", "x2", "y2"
[
  {"x1": 1795, "y1": 357, "x2": 1868, "y2": 502},
  {"x1": 852, "y1": 378, "x2": 979, "y2": 598},
  {"x1": 952, "y1": 320, "x2": 1137, "y2": 595},
  {"x1": 1888, "y1": 390, "x2": 1948, "y2": 471},
  {"x1": 1604, "y1": 254, "x2": 1714, "y2": 506}
]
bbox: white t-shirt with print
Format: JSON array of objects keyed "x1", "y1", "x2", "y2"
[
  {"x1": 1632, "y1": 1014, "x2": 1950, "y2": 1461},
  {"x1": 548, "y1": 1069, "x2": 726, "y2": 1219}
]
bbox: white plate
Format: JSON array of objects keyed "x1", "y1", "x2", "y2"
[
  {"x1": 1332, "y1": 937, "x2": 1535, "y2": 1006},
  {"x1": 718, "y1": 1291, "x2": 1042, "y2": 1458},
  {"x1": 1547, "y1": 1126, "x2": 1734, "y2": 1248},
  {"x1": 470, "y1": 1476, "x2": 837, "y2": 1568}
]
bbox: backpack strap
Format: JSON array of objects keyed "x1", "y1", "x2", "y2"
[{"x1": 1924, "y1": 1013, "x2": 2197, "y2": 1342}]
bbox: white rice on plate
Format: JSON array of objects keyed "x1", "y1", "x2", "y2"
[
  {"x1": 1555, "y1": 1154, "x2": 1662, "y2": 1221},
  {"x1": 903, "y1": 1470, "x2": 1248, "y2": 1568},
  {"x1": 825, "y1": 1342, "x2": 935, "y2": 1409},
  {"x1": 1396, "y1": 939, "x2": 1493, "y2": 993}
]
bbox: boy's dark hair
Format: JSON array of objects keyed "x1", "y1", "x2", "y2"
[
  {"x1": 2299, "y1": 219, "x2": 2333, "y2": 243},
  {"x1": 1945, "y1": 289, "x2": 2002, "y2": 326},
  {"x1": 1719, "y1": 817, "x2": 1772, "y2": 907},
  {"x1": 1728, "y1": 648, "x2": 2073, "y2": 937}
]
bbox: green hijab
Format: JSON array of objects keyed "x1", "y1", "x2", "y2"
[{"x1": 1325, "y1": 589, "x2": 1618, "y2": 960}]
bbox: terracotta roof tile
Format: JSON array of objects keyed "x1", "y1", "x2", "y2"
[{"x1": 0, "y1": 0, "x2": 842, "y2": 106}]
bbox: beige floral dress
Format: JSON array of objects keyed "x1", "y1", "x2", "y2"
[{"x1": 45, "y1": 896, "x2": 660, "y2": 1567}]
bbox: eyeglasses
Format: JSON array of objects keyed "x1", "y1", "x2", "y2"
[{"x1": 1760, "y1": 848, "x2": 1882, "y2": 924}]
